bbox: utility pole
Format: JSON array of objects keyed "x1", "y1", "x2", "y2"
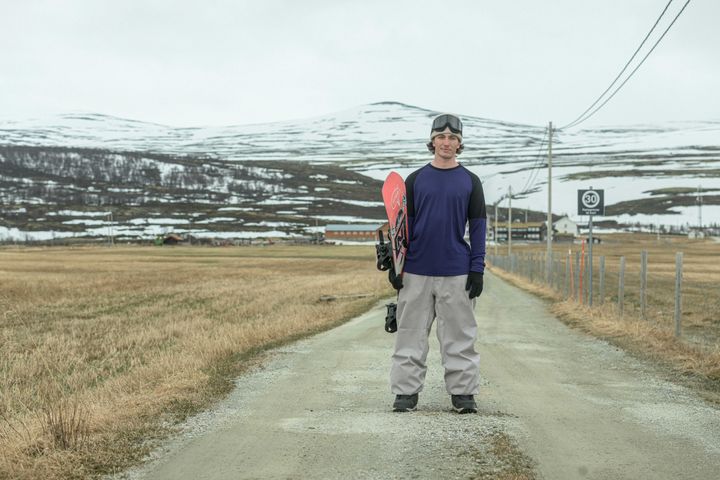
[
  {"x1": 546, "y1": 121, "x2": 553, "y2": 283},
  {"x1": 508, "y1": 185, "x2": 513, "y2": 256},
  {"x1": 698, "y1": 184, "x2": 703, "y2": 231},
  {"x1": 107, "y1": 212, "x2": 114, "y2": 246},
  {"x1": 588, "y1": 186, "x2": 594, "y2": 306},
  {"x1": 494, "y1": 201, "x2": 499, "y2": 255}
]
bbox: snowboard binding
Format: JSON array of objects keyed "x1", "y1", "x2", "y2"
[
  {"x1": 375, "y1": 230, "x2": 393, "y2": 271},
  {"x1": 385, "y1": 302, "x2": 397, "y2": 333}
]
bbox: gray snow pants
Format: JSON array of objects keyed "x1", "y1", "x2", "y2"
[{"x1": 390, "y1": 272, "x2": 480, "y2": 395}]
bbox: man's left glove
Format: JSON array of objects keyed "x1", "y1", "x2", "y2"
[
  {"x1": 465, "y1": 271, "x2": 484, "y2": 299},
  {"x1": 388, "y1": 265, "x2": 403, "y2": 290}
]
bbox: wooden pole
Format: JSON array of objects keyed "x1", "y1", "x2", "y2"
[
  {"x1": 599, "y1": 256, "x2": 606, "y2": 305},
  {"x1": 588, "y1": 211, "x2": 594, "y2": 306},
  {"x1": 674, "y1": 252, "x2": 683, "y2": 337},
  {"x1": 508, "y1": 186, "x2": 513, "y2": 256},
  {"x1": 494, "y1": 202, "x2": 499, "y2": 256},
  {"x1": 618, "y1": 256, "x2": 626, "y2": 317},
  {"x1": 579, "y1": 241, "x2": 586, "y2": 304},
  {"x1": 565, "y1": 251, "x2": 571, "y2": 299},
  {"x1": 640, "y1": 250, "x2": 648, "y2": 320},
  {"x1": 574, "y1": 251, "x2": 580, "y2": 301},
  {"x1": 546, "y1": 121, "x2": 553, "y2": 284}
]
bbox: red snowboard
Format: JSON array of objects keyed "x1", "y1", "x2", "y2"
[{"x1": 382, "y1": 171, "x2": 409, "y2": 274}]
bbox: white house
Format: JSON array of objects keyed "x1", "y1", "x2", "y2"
[
  {"x1": 554, "y1": 216, "x2": 578, "y2": 236},
  {"x1": 688, "y1": 229, "x2": 706, "y2": 239}
]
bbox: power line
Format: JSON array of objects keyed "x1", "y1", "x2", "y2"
[
  {"x1": 561, "y1": 0, "x2": 691, "y2": 130},
  {"x1": 518, "y1": 127, "x2": 549, "y2": 196},
  {"x1": 518, "y1": 129, "x2": 548, "y2": 195},
  {"x1": 562, "y1": 0, "x2": 674, "y2": 129}
]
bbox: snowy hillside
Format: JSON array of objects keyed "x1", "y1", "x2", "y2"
[{"x1": 1, "y1": 102, "x2": 719, "y2": 241}]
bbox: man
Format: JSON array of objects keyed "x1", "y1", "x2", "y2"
[{"x1": 389, "y1": 113, "x2": 486, "y2": 414}]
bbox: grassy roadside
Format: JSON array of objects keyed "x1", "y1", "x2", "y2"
[
  {"x1": 0, "y1": 245, "x2": 390, "y2": 479},
  {"x1": 469, "y1": 432, "x2": 536, "y2": 480},
  {"x1": 488, "y1": 265, "x2": 720, "y2": 404}
]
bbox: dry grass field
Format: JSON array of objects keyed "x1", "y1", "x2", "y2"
[
  {"x1": 0, "y1": 245, "x2": 389, "y2": 480},
  {"x1": 488, "y1": 233, "x2": 720, "y2": 396}
]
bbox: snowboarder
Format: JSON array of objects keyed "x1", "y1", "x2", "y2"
[{"x1": 389, "y1": 113, "x2": 486, "y2": 413}]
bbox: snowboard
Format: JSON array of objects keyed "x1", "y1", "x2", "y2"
[{"x1": 381, "y1": 171, "x2": 409, "y2": 275}]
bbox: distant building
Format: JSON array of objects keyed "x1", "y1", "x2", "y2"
[
  {"x1": 688, "y1": 229, "x2": 706, "y2": 239},
  {"x1": 485, "y1": 223, "x2": 495, "y2": 242},
  {"x1": 493, "y1": 221, "x2": 550, "y2": 242},
  {"x1": 554, "y1": 216, "x2": 578, "y2": 236},
  {"x1": 158, "y1": 233, "x2": 184, "y2": 245},
  {"x1": 325, "y1": 223, "x2": 387, "y2": 243}
]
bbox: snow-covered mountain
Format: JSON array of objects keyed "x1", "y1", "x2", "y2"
[{"x1": 1, "y1": 101, "x2": 719, "y2": 241}]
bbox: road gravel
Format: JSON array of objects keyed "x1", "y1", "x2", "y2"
[{"x1": 115, "y1": 271, "x2": 720, "y2": 480}]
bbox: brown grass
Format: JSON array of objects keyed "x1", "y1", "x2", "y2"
[
  {"x1": 0, "y1": 244, "x2": 390, "y2": 479},
  {"x1": 471, "y1": 432, "x2": 536, "y2": 480},
  {"x1": 489, "y1": 233, "x2": 720, "y2": 399}
]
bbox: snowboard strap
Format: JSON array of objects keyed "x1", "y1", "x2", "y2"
[{"x1": 375, "y1": 230, "x2": 393, "y2": 271}]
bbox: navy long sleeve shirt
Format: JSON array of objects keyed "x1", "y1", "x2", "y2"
[{"x1": 403, "y1": 163, "x2": 487, "y2": 276}]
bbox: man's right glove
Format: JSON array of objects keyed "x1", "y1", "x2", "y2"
[
  {"x1": 388, "y1": 265, "x2": 403, "y2": 290},
  {"x1": 465, "y1": 271, "x2": 484, "y2": 299}
]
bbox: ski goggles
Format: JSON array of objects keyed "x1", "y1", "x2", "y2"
[{"x1": 431, "y1": 114, "x2": 463, "y2": 135}]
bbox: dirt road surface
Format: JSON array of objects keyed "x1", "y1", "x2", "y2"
[{"x1": 118, "y1": 271, "x2": 720, "y2": 480}]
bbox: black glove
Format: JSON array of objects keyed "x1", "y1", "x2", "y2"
[
  {"x1": 388, "y1": 265, "x2": 403, "y2": 290},
  {"x1": 465, "y1": 271, "x2": 483, "y2": 299}
]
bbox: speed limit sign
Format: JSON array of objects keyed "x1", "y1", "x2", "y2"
[{"x1": 578, "y1": 189, "x2": 605, "y2": 215}]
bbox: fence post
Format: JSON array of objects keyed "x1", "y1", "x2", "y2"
[
  {"x1": 530, "y1": 253, "x2": 535, "y2": 282},
  {"x1": 618, "y1": 256, "x2": 625, "y2": 317},
  {"x1": 674, "y1": 252, "x2": 683, "y2": 338},
  {"x1": 565, "y1": 252, "x2": 570, "y2": 299},
  {"x1": 640, "y1": 250, "x2": 648, "y2": 320},
  {"x1": 574, "y1": 252, "x2": 580, "y2": 301},
  {"x1": 599, "y1": 256, "x2": 605, "y2": 305},
  {"x1": 587, "y1": 253, "x2": 593, "y2": 307}
]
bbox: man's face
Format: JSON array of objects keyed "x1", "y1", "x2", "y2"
[{"x1": 432, "y1": 128, "x2": 461, "y2": 160}]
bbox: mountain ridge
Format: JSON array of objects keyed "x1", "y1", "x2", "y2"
[{"x1": 1, "y1": 102, "x2": 719, "y2": 241}]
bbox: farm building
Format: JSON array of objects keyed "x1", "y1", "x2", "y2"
[
  {"x1": 324, "y1": 223, "x2": 388, "y2": 243},
  {"x1": 155, "y1": 233, "x2": 185, "y2": 245},
  {"x1": 554, "y1": 216, "x2": 579, "y2": 236},
  {"x1": 493, "y1": 221, "x2": 551, "y2": 242},
  {"x1": 688, "y1": 229, "x2": 706, "y2": 239}
]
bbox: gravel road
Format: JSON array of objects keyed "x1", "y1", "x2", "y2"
[{"x1": 116, "y1": 271, "x2": 720, "y2": 480}]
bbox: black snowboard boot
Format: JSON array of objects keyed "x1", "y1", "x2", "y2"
[
  {"x1": 392, "y1": 394, "x2": 418, "y2": 412},
  {"x1": 451, "y1": 394, "x2": 477, "y2": 414}
]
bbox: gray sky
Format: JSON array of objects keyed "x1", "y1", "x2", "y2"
[{"x1": 1, "y1": 0, "x2": 717, "y2": 127}]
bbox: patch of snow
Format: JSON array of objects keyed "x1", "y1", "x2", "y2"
[
  {"x1": 0, "y1": 226, "x2": 77, "y2": 241},
  {"x1": 257, "y1": 198, "x2": 312, "y2": 205},
  {"x1": 314, "y1": 215, "x2": 385, "y2": 223},
  {"x1": 194, "y1": 217, "x2": 237, "y2": 224},
  {"x1": 63, "y1": 219, "x2": 107, "y2": 226},
  {"x1": 48, "y1": 210, "x2": 111, "y2": 217},
  {"x1": 244, "y1": 221, "x2": 301, "y2": 227},
  {"x1": 127, "y1": 218, "x2": 190, "y2": 225}
]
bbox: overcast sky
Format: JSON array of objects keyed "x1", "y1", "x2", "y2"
[{"x1": 1, "y1": 0, "x2": 717, "y2": 128}]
